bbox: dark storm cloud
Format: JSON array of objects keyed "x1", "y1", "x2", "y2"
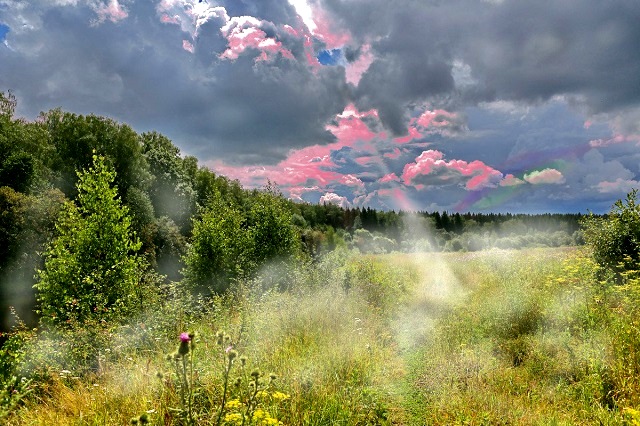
[
  {"x1": 0, "y1": 0, "x2": 350, "y2": 164},
  {"x1": 322, "y1": 0, "x2": 640, "y2": 133}
]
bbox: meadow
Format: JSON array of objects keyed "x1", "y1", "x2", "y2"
[{"x1": 4, "y1": 245, "x2": 639, "y2": 425}]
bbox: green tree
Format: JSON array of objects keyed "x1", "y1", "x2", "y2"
[
  {"x1": 35, "y1": 155, "x2": 145, "y2": 327},
  {"x1": 182, "y1": 196, "x2": 251, "y2": 294},
  {"x1": 140, "y1": 132, "x2": 195, "y2": 233},
  {"x1": 246, "y1": 186, "x2": 299, "y2": 267},
  {"x1": 44, "y1": 111, "x2": 150, "y2": 199},
  {"x1": 582, "y1": 189, "x2": 640, "y2": 275}
]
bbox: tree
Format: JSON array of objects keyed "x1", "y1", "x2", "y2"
[
  {"x1": 582, "y1": 189, "x2": 640, "y2": 275},
  {"x1": 182, "y1": 196, "x2": 251, "y2": 294},
  {"x1": 246, "y1": 185, "x2": 299, "y2": 266},
  {"x1": 183, "y1": 184, "x2": 300, "y2": 294},
  {"x1": 44, "y1": 111, "x2": 150, "y2": 199},
  {"x1": 35, "y1": 155, "x2": 146, "y2": 327},
  {"x1": 140, "y1": 132, "x2": 195, "y2": 233}
]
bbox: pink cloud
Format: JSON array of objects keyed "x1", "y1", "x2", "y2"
[
  {"x1": 589, "y1": 133, "x2": 640, "y2": 148},
  {"x1": 523, "y1": 169, "x2": 565, "y2": 185},
  {"x1": 393, "y1": 126, "x2": 422, "y2": 144},
  {"x1": 220, "y1": 16, "x2": 294, "y2": 61},
  {"x1": 379, "y1": 173, "x2": 400, "y2": 184},
  {"x1": 326, "y1": 104, "x2": 385, "y2": 145},
  {"x1": 345, "y1": 44, "x2": 374, "y2": 85},
  {"x1": 161, "y1": 14, "x2": 180, "y2": 24},
  {"x1": 500, "y1": 174, "x2": 525, "y2": 187},
  {"x1": 393, "y1": 108, "x2": 460, "y2": 145},
  {"x1": 310, "y1": 7, "x2": 351, "y2": 49},
  {"x1": 182, "y1": 39, "x2": 194, "y2": 53},
  {"x1": 283, "y1": 24, "x2": 299, "y2": 37},
  {"x1": 303, "y1": 34, "x2": 322, "y2": 70},
  {"x1": 402, "y1": 150, "x2": 504, "y2": 190},
  {"x1": 340, "y1": 174, "x2": 365, "y2": 188},
  {"x1": 94, "y1": 0, "x2": 128, "y2": 24},
  {"x1": 209, "y1": 138, "x2": 345, "y2": 190},
  {"x1": 595, "y1": 178, "x2": 640, "y2": 194},
  {"x1": 415, "y1": 109, "x2": 457, "y2": 129},
  {"x1": 384, "y1": 148, "x2": 403, "y2": 159}
]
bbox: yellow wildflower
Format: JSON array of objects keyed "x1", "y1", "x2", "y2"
[
  {"x1": 271, "y1": 391, "x2": 290, "y2": 401},
  {"x1": 226, "y1": 399, "x2": 243, "y2": 410},
  {"x1": 224, "y1": 412, "x2": 243, "y2": 425}
]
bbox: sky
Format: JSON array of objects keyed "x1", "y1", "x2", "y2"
[{"x1": 1, "y1": 0, "x2": 640, "y2": 214}]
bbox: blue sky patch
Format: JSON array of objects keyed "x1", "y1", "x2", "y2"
[
  {"x1": 0, "y1": 23, "x2": 9, "y2": 42},
  {"x1": 317, "y1": 49, "x2": 342, "y2": 66}
]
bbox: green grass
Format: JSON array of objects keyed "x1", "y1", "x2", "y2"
[{"x1": 4, "y1": 247, "x2": 640, "y2": 424}]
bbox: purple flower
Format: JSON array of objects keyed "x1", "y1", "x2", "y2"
[{"x1": 180, "y1": 332, "x2": 191, "y2": 343}]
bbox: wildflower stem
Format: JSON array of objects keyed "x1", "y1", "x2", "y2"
[
  {"x1": 188, "y1": 344, "x2": 194, "y2": 425},
  {"x1": 215, "y1": 356, "x2": 233, "y2": 426}
]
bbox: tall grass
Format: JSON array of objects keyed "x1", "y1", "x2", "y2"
[{"x1": 4, "y1": 247, "x2": 640, "y2": 424}]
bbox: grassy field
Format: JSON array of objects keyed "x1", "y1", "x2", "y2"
[{"x1": 4, "y1": 247, "x2": 640, "y2": 425}]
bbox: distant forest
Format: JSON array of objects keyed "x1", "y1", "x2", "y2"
[{"x1": 1, "y1": 91, "x2": 587, "y2": 330}]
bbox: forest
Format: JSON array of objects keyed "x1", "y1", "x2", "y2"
[{"x1": 4, "y1": 91, "x2": 640, "y2": 424}]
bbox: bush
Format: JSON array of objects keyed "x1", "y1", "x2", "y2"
[{"x1": 582, "y1": 189, "x2": 640, "y2": 275}]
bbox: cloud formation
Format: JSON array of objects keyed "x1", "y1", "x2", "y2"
[{"x1": 1, "y1": 0, "x2": 640, "y2": 212}]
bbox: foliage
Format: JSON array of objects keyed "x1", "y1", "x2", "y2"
[
  {"x1": 34, "y1": 155, "x2": 146, "y2": 327},
  {"x1": 582, "y1": 189, "x2": 640, "y2": 274},
  {"x1": 183, "y1": 196, "x2": 251, "y2": 294},
  {"x1": 0, "y1": 314, "x2": 36, "y2": 422},
  {"x1": 245, "y1": 186, "x2": 299, "y2": 266},
  {"x1": 141, "y1": 132, "x2": 195, "y2": 233},
  {"x1": 183, "y1": 185, "x2": 299, "y2": 295},
  {"x1": 43, "y1": 110, "x2": 151, "y2": 199}
]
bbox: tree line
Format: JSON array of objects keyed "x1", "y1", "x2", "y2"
[{"x1": 0, "y1": 91, "x2": 587, "y2": 333}]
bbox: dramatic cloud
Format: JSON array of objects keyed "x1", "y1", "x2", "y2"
[
  {"x1": 2, "y1": 0, "x2": 640, "y2": 212},
  {"x1": 402, "y1": 150, "x2": 504, "y2": 191}
]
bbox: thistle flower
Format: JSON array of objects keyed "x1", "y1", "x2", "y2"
[{"x1": 178, "y1": 332, "x2": 191, "y2": 356}]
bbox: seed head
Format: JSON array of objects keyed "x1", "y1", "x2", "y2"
[{"x1": 227, "y1": 349, "x2": 238, "y2": 361}]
